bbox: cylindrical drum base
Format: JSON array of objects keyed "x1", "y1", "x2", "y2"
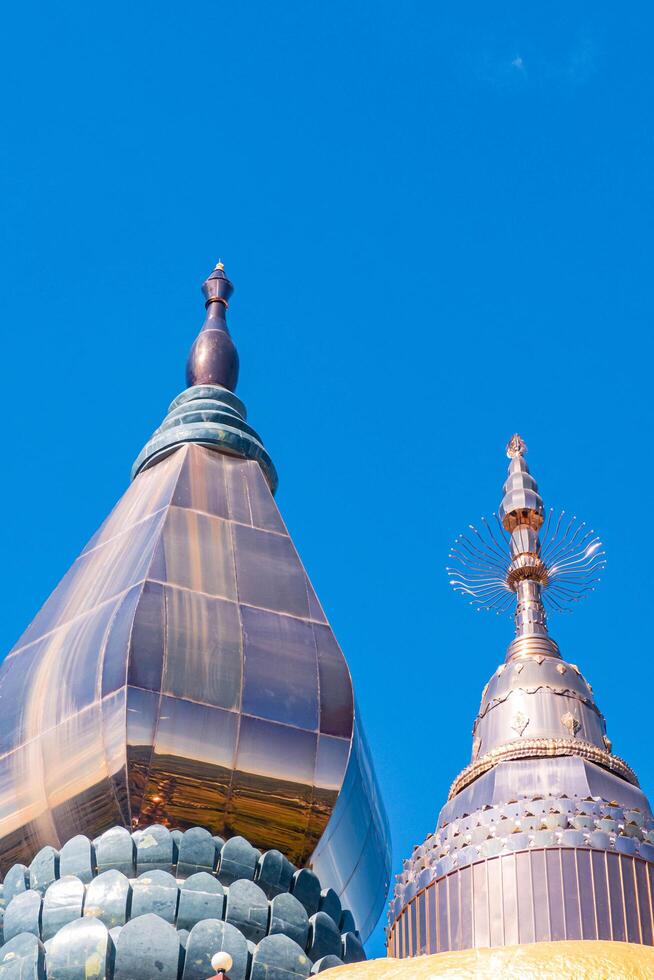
[{"x1": 388, "y1": 848, "x2": 654, "y2": 957}]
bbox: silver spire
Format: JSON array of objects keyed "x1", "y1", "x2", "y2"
[{"x1": 446, "y1": 434, "x2": 606, "y2": 660}]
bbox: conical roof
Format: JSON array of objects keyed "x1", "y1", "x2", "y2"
[{"x1": 0, "y1": 265, "x2": 390, "y2": 940}]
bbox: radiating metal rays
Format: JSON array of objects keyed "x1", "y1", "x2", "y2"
[
  {"x1": 540, "y1": 509, "x2": 606, "y2": 610},
  {"x1": 447, "y1": 514, "x2": 512, "y2": 614},
  {"x1": 447, "y1": 508, "x2": 606, "y2": 616}
]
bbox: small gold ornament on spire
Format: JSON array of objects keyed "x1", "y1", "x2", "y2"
[
  {"x1": 215, "y1": 260, "x2": 225, "y2": 271},
  {"x1": 506, "y1": 433, "x2": 527, "y2": 458}
]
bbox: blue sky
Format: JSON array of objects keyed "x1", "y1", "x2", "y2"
[{"x1": 2, "y1": 0, "x2": 654, "y2": 957}]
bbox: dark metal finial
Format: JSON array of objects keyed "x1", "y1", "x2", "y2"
[{"x1": 185, "y1": 262, "x2": 239, "y2": 390}]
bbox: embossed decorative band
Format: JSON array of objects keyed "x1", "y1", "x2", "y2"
[{"x1": 448, "y1": 737, "x2": 638, "y2": 799}]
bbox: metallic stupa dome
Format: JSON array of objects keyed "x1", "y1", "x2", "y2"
[
  {"x1": 0, "y1": 265, "x2": 390, "y2": 978},
  {"x1": 388, "y1": 437, "x2": 654, "y2": 959}
]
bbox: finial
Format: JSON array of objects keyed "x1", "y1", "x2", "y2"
[
  {"x1": 132, "y1": 262, "x2": 279, "y2": 492},
  {"x1": 506, "y1": 433, "x2": 527, "y2": 458},
  {"x1": 185, "y1": 262, "x2": 239, "y2": 390},
  {"x1": 446, "y1": 437, "x2": 606, "y2": 660}
]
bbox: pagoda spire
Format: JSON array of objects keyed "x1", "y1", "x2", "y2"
[
  {"x1": 499, "y1": 434, "x2": 558, "y2": 661},
  {"x1": 447, "y1": 433, "x2": 606, "y2": 662}
]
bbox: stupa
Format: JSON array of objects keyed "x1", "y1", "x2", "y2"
[
  {"x1": 0, "y1": 264, "x2": 390, "y2": 979},
  {"x1": 385, "y1": 436, "x2": 654, "y2": 964}
]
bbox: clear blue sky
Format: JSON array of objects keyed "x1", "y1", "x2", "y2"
[{"x1": 1, "y1": 1, "x2": 653, "y2": 958}]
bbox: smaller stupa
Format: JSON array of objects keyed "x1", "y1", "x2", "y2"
[{"x1": 387, "y1": 436, "x2": 654, "y2": 960}]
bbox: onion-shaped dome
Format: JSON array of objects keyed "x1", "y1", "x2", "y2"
[{"x1": 0, "y1": 265, "x2": 390, "y2": 942}]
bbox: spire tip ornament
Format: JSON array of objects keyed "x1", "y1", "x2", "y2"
[
  {"x1": 186, "y1": 261, "x2": 238, "y2": 389},
  {"x1": 506, "y1": 433, "x2": 527, "y2": 458}
]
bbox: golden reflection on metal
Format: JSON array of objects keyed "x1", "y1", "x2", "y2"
[{"x1": 0, "y1": 445, "x2": 355, "y2": 868}]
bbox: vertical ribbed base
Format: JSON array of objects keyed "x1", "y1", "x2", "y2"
[{"x1": 388, "y1": 849, "x2": 654, "y2": 957}]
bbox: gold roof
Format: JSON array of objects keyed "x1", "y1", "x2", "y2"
[{"x1": 327, "y1": 942, "x2": 654, "y2": 979}]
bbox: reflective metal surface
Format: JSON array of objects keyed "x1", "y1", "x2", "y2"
[
  {"x1": 447, "y1": 435, "x2": 606, "y2": 631},
  {"x1": 472, "y1": 655, "x2": 607, "y2": 757},
  {"x1": 440, "y1": 756, "x2": 651, "y2": 825},
  {"x1": 132, "y1": 385, "x2": 278, "y2": 493},
  {"x1": 312, "y1": 719, "x2": 392, "y2": 941},
  {"x1": 390, "y1": 436, "x2": 651, "y2": 956},
  {"x1": 186, "y1": 262, "x2": 239, "y2": 390},
  {"x1": 390, "y1": 762, "x2": 654, "y2": 923},
  {"x1": 443, "y1": 436, "x2": 635, "y2": 801},
  {"x1": 0, "y1": 443, "x2": 389, "y2": 938},
  {"x1": 134, "y1": 264, "x2": 276, "y2": 491},
  {"x1": 388, "y1": 849, "x2": 654, "y2": 955}
]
